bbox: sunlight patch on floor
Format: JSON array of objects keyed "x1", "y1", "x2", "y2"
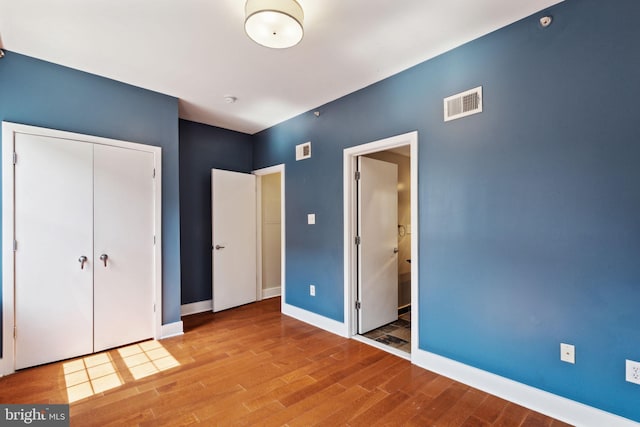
[
  {"x1": 62, "y1": 340, "x2": 180, "y2": 403},
  {"x1": 63, "y1": 353, "x2": 122, "y2": 403},
  {"x1": 118, "y1": 340, "x2": 180, "y2": 380}
]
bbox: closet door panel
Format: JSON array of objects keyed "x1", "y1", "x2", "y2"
[
  {"x1": 93, "y1": 144, "x2": 155, "y2": 352},
  {"x1": 14, "y1": 134, "x2": 94, "y2": 369}
]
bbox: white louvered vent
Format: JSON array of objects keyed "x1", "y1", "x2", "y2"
[
  {"x1": 444, "y1": 86, "x2": 483, "y2": 122},
  {"x1": 296, "y1": 141, "x2": 311, "y2": 161}
]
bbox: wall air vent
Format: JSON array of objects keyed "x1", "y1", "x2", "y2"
[
  {"x1": 444, "y1": 86, "x2": 482, "y2": 122},
  {"x1": 296, "y1": 141, "x2": 311, "y2": 161}
]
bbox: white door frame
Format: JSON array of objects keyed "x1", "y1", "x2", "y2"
[
  {"x1": 343, "y1": 131, "x2": 418, "y2": 357},
  {"x1": 1, "y1": 121, "x2": 163, "y2": 376},
  {"x1": 253, "y1": 164, "x2": 286, "y2": 312}
]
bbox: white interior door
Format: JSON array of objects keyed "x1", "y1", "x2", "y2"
[
  {"x1": 358, "y1": 156, "x2": 398, "y2": 334},
  {"x1": 93, "y1": 144, "x2": 155, "y2": 351},
  {"x1": 14, "y1": 134, "x2": 94, "y2": 369},
  {"x1": 212, "y1": 169, "x2": 257, "y2": 312}
]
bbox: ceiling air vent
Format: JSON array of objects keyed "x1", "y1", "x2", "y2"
[
  {"x1": 296, "y1": 141, "x2": 311, "y2": 161},
  {"x1": 444, "y1": 86, "x2": 482, "y2": 122}
]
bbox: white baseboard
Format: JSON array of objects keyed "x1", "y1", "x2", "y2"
[
  {"x1": 412, "y1": 348, "x2": 638, "y2": 427},
  {"x1": 160, "y1": 321, "x2": 184, "y2": 339},
  {"x1": 282, "y1": 302, "x2": 349, "y2": 337},
  {"x1": 262, "y1": 286, "x2": 281, "y2": 299},
  {"x1": 181, "y1": 299, "x2": 213, "y2": 316}
]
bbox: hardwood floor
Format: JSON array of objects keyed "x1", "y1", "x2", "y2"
[{"x1": 0, "y1": 298, "x2": 572, "y2": 426}]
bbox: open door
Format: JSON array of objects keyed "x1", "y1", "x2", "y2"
[
  {"x1": 357, "y1": 156, "x2": 398, "y2": 333},
  {"x1": 212, "y1": 169, "x2": 257, "y2": 312}
]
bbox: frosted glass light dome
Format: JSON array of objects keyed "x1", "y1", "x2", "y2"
[{"x1": 245, "y1": 0, "x2": 304, "y2": 49}]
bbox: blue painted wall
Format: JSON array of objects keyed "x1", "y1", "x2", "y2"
[
  {"x1": 179, "y1": 119, "x2": 253, "y2": 304},
  {"x1": 0, "y1": 52, "x2": 182, "y2": 359},
  {"x1": 253, "y1": 0, "x2": 640, "y2": 421}
]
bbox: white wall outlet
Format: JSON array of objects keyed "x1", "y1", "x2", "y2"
[
  {"x1": 626, "y1": 360, "x2": 640, "y2": 385},
  {"x1": 309, "y1": 284, "x2": 316, "y2": 296},
  {"x1": 307, "y1": 213, "x2": 315, "y2": 225},
  {"x1": 560, "y1": 343, "x2": 575, "y2": 364}
]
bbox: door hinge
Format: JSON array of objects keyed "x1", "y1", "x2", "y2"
[
  {"x1": 355, "y1": 301, "x2": 361, "y2": 310},
  {"x1": 13, "y1": 240, "x2": 17, "y2": 251},
  {"x1": 153, "y1": 168, "x2": 156, "y2": 178},
  {"x1": 355, "y1": 171, "x2": 361, "y2": 180},
  {"x1": 153, "y1": 235, "x2": 156, "y2": 245},
  {"x1": 14, "y1": 326, "x2": 17, "y2": 339},
  {"x1": 153, "y1": 303, "x2": 156, "y2": 312},
  {"x1": 355, "y1": 236, "x2": 361, "y2": 245},
  {"x1": 13, "y1": 152, "x2": 17, "y2": 165}
]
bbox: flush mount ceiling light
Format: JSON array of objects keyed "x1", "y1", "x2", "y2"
[{"x1": 245, "y1": 0, "x2": 304, "y2": 49}]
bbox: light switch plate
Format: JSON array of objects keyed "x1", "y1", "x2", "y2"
[
  {"x1": 308, "y1": 213, "x2": 315, "y2": 225},
  {"x1": 560, "y1": 343, "x2": 575, "y2": 364}
]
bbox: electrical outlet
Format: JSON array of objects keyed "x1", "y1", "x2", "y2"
[
  {"x1": 309, "y1": 284, "x2": 316, "y2": 296},
  {"x1": 560, "y1": 343, "x2": 575, "y2": 364},
  {"x1": 626, "y1": 360, "x2": 640, "y2": 385}
]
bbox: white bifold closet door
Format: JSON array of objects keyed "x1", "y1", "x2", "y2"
[
  {"x1": 14, "y1": 134, "x2": 155, "y2": 369},
  {"x1": 15, "y1": 134, "x2": 94, "y2": 369},
  {"x1": 93, "y1": 144, "x2": 155, "y2": 352}
]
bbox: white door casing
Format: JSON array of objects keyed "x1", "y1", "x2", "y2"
[
  {"x1": 212, "y1": 169, "x2": 257, "y2": 312},
  {"x1": 357, "y1": 156, "x2": 399, "y2": 333},
  {"x1": 93, "y1": 144, "x2": 155, "y2": 352},
  {"x1": 14, "y1": 134, "x2": 94, "y2": 370}
]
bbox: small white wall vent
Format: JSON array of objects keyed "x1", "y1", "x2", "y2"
[
  {"x1": 444, "y1": 86, "x2": 482, "y2": 122},
  {"x1": 296, "y1": 141, "x2": 311, "y2": 161}
]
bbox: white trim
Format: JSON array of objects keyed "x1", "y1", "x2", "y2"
[
  {"x1": 262, "y1": 286, "x2": 281, "y2": 299},
  {"x1": 160, "y1": 321, "x2": 184, "y2": 339},
  {"x1": 181, "y1": 300, "x2": 213, "y2": 316},
  {"x1": 1, "y1": 123, "x2": 15, "y2": 376},
  {"x1": 253, "y1": 164, "x2": 285, "y2": 315},
  {"x1": 255, "y1": 172, "x2": 264, "y2": 300},
  {"x1": 343, "y1": 131, "x2": 419, "y2": 358},
  {"x1": 152, "y1": 146, "x2": 163, "y2": 344},
  {"x1": 1, "y1": 121, "x2": 163, "y2": 376},
  {"x1": 282, "y1": 302, "x2": 349, "y2": 337},
  {"x1": 412, "y1": 348, "x2": 638, "y2": 427}
]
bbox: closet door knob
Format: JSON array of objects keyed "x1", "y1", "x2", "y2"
[
  {"x1": 78, "y1": 256, "x2": 88, "y2": 270},
  {"x1": 215, "y1": 245, "x2": 225, "y2": 250},
  {"x1": 100, "y1": 253, "x2": 109, "y2": 267}
]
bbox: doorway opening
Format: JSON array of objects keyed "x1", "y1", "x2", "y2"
[
  {"x1": 343, "y1": 132, "x2": 418, "y2": 360},
  {"x1": 255, "y1": 165, "x2": 286, "y2": 313}
]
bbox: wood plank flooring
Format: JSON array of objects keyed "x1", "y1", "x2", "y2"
[{"x1": 0, "y1": 297, "x2": 572, "y2": 426}]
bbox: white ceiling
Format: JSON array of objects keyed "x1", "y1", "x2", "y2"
[{"x1": 0, "y1": 0, "x2": 563, "y2": 135}]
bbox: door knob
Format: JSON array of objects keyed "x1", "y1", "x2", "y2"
[
  {"x1": 393, "y1": 247, "x2": 399, "y2": 254},
  {"x1": 100, "y1": 253, "x2": 109, "y2": 267},
  {"x1": 78, "y1": 256, "x2": 88, "y2": 270},
  {"x1": 215, "y1": 245, "x2": 225, "y2": 250}
]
